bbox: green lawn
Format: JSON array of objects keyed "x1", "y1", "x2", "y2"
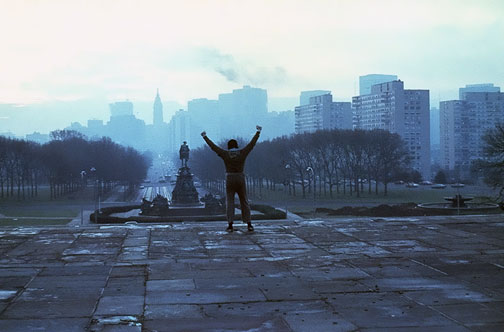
[
  {"x1": 249, "y1": 183, "x2": 499, "y2": 213},
  {"x1": 0, "y1": 185, "x2": 102, "y2": 218},
  {"x1": 0, "y1": 206, "x2": 80, "y2": 218}
]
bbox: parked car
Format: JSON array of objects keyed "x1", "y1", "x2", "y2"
[
  {"x1": 431, "y1": 183, "x2": 446, "y2": 189},
  {"x1": 451, "y1": 183, "x2": 465, "y2": 188},
  {"x1": 406, "y1": 182, "x2": 419, "y2": 188},
  {"x1": 420, "y1": 180, "x2": 433, "y2": 185},
  {"x1": 394, "y1": 180, "x2": 404, "y2": 185}
]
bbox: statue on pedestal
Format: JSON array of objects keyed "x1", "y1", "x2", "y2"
[
  {"x1": 179, "y1": 141, "x2": 189, "y2": 167},
  {"x1": 172, "y1": 142, "x2": 200, "y2": 205}
]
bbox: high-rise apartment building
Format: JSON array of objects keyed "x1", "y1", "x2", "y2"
[
  {"x1": 153, "y1": 89, "x2": 164, "y2": 126},
  {"x1": 459, "y1": 83, "x2": 500, "y2": 100},
  {"x1": 299, "y1": 90, "x2": 331, "y2": 106},
  {"x1": 440, "y1": 87, "x2": 504, "y2": 178},
  {"x1": 295, "y1": 93, "x2": 352, "y2": 134},
  {"x1": 359, "y1": 74, "x2": 398, "y2": 95},
  {"x1": 353, "y1": 80, "x2": 430, "y2": 179}
]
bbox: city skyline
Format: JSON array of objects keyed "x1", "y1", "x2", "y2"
[{"x1": 1, "y1": 0, "x2": 503, "y2": 136}]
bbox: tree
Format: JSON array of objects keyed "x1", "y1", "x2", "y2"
[
  {"x1": 480, "y1": 124, "x2": 504, "y2": 198},
  {"x1": 434, "y1": 170, "x2": 447, "y2": 184},
  {"x1": 372, "y1": 130, "x2": 411, "y2": 195}
]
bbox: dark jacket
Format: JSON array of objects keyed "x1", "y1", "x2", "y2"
[{"x1": 203, "y1": 131, "x2": 260, "y2": 173}]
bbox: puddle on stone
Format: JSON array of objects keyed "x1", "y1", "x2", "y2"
[
  {"x1": 92, "y1": 315, "x2": 141, "y2": 327},
  {"x1": 81, "y1": 233, "x2": 116, "y2": 238},
  {"x1": 247, "y1": 256, "x2": 292, "y2": 262},
  {"x1": 0, "y1": 290, "x2": 17, "y2": 300}
]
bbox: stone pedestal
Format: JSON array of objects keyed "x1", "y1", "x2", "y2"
[{"x1": 171, "y1": 167, "x2": 200, "y2": 205}]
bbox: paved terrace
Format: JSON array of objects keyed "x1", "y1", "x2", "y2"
[{"x1": 0, "y1": 215, "x2": 503, "y2": 331}]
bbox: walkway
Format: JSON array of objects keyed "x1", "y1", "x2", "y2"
[{"x1": 0, "y1": 215, "x2": 503, "y2": 331}]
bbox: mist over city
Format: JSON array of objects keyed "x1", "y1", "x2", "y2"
[{"x1": 1, "y1": 1, "x2": 504, "y2": 330}]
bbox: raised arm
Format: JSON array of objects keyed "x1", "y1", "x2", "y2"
[
  {"x1": 242, "y1": 125, "x2": 262, "y2": 156},
  {"x1": 201, "y1": 131, "x2": 226, "y2": 157}
]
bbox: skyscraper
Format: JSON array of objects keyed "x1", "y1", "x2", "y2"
[
  {"x1": 109, "y1": 101, "x2": 134, "y2": 118},
  {"x1": 459, "y1": 83, "x2": 500, "y2": 100},
  {"x1": 187, "y1": 98, "x2": 219, "y2": 148},
  {"x1": 353, "y1": 80, "x2": 430, "y2": 179},
  {"x1": 359, "y1": 74, "x2": 398, "y2": 95},
  {"x1": 295, "y1": 93, "x2": 352, "y2": 134},
  {"x1": 153, "y1": 89, "x2": 163, "y2": 126},
  {"x1": 218, "y1": 85, "x2": 267, "y2": 139},
  {"x1": 299, "y1": 90, "x2": 331, "y2": 106},
  {"x1": 440, "y1": 87, "x2": 504, "y2": 178}
]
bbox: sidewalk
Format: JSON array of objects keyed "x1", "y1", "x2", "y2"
[{"x1": 0, "y1": 215, "x2": 503, "y2": 331}]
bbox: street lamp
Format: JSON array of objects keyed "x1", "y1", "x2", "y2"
[
  {"x1": 90, "y1": 167, "x2": 100, "y2": 222},
  {"x1": 283, "y1": 164, "x2": 291, "y2": 216},
  {"x1": 284, "y1": 164, "x2": 291, "y2": 194},
  {"x1": 306, "y1": 166, "x2": 315, "y2": 216}
]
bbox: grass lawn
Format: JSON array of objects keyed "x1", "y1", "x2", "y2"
[
  {"x1": 0, "y1": 185, "x2": 105, "y2": 218},
  {"x1": 0, "y1": 206, "x2": 80, "y2": 218},
  {"x1": 0, "y1": 218, "x2": 72, "y2": 226},
  {"x1": 250, "y1": 183, "x2": 500, "y2": 213}
]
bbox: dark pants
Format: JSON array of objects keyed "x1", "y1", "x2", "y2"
[{"x1": 225, "y1": 173, "x2": 251, "y2": 225}]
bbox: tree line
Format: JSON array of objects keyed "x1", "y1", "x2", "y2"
[
  {"x1": 190, "y1": 129, "x2": 415, "y2": 198},
  {"x1": 0, "y1": 130, "x2": 150, "y2": 200}
]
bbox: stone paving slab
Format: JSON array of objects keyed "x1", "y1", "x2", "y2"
[{"x1": 0, "y1": 214, "x2": 503, "y2": 331}]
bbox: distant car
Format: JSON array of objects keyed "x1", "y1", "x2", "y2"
[
  {"x1": 406, "y1": 182, "x2": 419, "y2": 188},
  {"x1": 394, "y1": 180, "x2": 405, "y2": 185},
  {"x1": 420, "y1": 181, "x2": 433, "y2": 185},
  {"x1": 431, "y1": 184, "x2": 446, "y2": 189},
  {"x1": 139, "y1": 185, "x2": 145, "y2": 189},
  {"x1": 159, "y1": 179, "x2": 166, "y2": 183},
  {"x1": 451, "y1": 183, "x2": 465, "y2": 188}
]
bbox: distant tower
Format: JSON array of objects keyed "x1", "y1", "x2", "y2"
[{"x1": 153, "y1": 88, "x2": 163, "y2": 125}]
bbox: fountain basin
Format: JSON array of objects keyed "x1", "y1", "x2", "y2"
[{"x1": 418, "y1": 202, "x2": 499, "y2": 212}]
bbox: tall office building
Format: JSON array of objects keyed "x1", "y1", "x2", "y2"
[
  {"x1": 440, "y1": 87, "x2": 504, "y2": 178},
  {"x1": 299, "y1": 90, "x2": 331, "y2": 106},
  {"x1": 359, "y1": 74, "x2": 398, "y2": 95},
  {"x1": 107, "y1": 101, "x2": 146, "y2": 149},
  {"x1": 459, "y1": 83, "x2": 500, "y2": 100},
  {"x1": 109, "y1": 101, "x2": 134, "y2": 118},
  {"x1": 218, "y1": 85, "x2": 267, "y2": 139},
  {"x1": 353, "y1": 80, "x2": 430, "y2": 179},
  {"x1": 187, "y1": 98, "x2": 219, "y2": 148},
  {"x1": 167, "y1": 109, "x2": 192, "y2": 155},
  {"x1": 295, "y1": 93, "x2": 352, "y2": 134},
  {"x1": 153, "y1": 89, "x2": 164, "y2": 126}
]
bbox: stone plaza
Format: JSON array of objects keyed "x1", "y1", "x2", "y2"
[{"x1": 0, "y1": 214, "x2": 503, "y2": 331}]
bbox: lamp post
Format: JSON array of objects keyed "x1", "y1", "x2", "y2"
[
  {"x1": 284, "y1": 164, "x2": 291, "y2": 195},
  {"x1": 90, "y1": 167, "x2": 99, "y2": 223},
  {"x1": 306, "y1": 166, "x2": 315, "y2": 217},
  {"x1": 80, "y1": 170, "x2": 86, "y2": 225},
  {"x1": 284, "y1": 164, "x2": 291, "y2": 216}
]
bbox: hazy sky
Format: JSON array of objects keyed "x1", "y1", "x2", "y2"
[{"x1": 1, "y1": 0, "x2": 503, "y2": 135}]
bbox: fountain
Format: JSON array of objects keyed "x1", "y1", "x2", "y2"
[
  {"x1": 444, "y1": 194, "x2": 472, "y2": 208},
  {"x1": 418, "y1": 193, "x2": 499, "y2": 212}
]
